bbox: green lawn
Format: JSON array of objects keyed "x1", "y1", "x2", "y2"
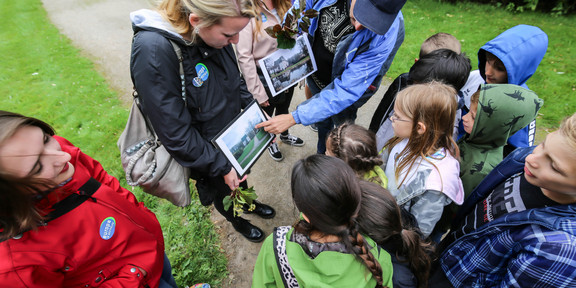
[{"x1": 1, "y1": 0, "x2": 575, "y2": 287}]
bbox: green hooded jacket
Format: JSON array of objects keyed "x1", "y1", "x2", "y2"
[{"x1": 458, "y1": 84, "x2": 543, "y2": 198}]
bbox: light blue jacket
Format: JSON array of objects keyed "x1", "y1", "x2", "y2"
[
  {"x1": 479, "y1": 25, "x2": 548, "y2": 148},
  {"x1": 291, "y1": 0, "x2": 402, "y2": 125}
]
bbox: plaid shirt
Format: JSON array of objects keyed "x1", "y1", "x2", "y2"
[{"x1": 441, "y1": 147, "x2": 576, "y2": 287}]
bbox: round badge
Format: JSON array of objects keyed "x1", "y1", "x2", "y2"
[
  {"x1": 193, "y1": 77, "x2": 204, "y2": 87},
  {"x1": 195, "y1": 63, "x2": 209, "y2": 82},
  {"x1": 99, "y1": 217, "x2": 116, "y2": 240}
]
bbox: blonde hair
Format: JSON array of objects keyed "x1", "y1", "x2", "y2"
[
  {"x1": 420, "y1": 32, "x2": 461, "y2": 58},
  {"x1": 559, "y1": 113, "x2": 576, "y2": 152},
  {"x1": 253, "y1": 0, "x2": 291, "y2": 39},
  {"x1": 385, "y1": 82, "x2": 459, "y2": 186},
  {"x1": 157, "y1": 0, "x2": 257, "y2": 43}
]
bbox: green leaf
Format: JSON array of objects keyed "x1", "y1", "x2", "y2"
[{"x1": 223, "y1": 195, "x2": 232, "y2": 211}]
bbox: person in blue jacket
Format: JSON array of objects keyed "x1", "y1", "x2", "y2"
[
  {"x1": 457, "y1": 24, "x2": 548, "y2": 156},
  {"x1": 431, "y1": 112, "x2": 576, "y2": 287},
  {"x1": 257, "y1": 0, "x2": 406, "y2": 154}
]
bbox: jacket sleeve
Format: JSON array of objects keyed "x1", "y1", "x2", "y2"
[
  {"x1": 236, "y1": 20, "x2": 269, "y2": 104},
  {"x1": 100, "y1": 264, "x2": 149, "y2": 287},
  {"x1": 292, "y1": 29, "x2": 398, "y2": 125},
  {"x1": 252, "y1": 235, "x2": 281, "y2": 288},
  {"x1": 131, "y1": 31, "x2": 231, "y2": 177},
  {"x1": 404, "y1": 190, "x2": 451, "y2": 238}
]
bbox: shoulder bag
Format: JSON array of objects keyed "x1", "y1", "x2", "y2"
[{"x1": 117, "y1": 39, "x2": 191, "y2": 207}]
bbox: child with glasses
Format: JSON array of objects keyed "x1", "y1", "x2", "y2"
[{"x1": 382, "y1": 81, "x2": 464, "y2": 239}]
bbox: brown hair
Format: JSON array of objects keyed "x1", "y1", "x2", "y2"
[
  {"x1": 252, "y1": 0, "x2": 291, "y2": 39},
  {"x1": 327, "y1": 123, "x2": 383, "y2": 177},
  {"x1": 0, "y1": 111, "x2": 57, "y2": 240},
  {"x1": 357, "y1": 181, "x2": 435, "y2": 288},
  {"x1": 157, "y1": 0, "x2": 257, "y2": 43},
  {"x1": 470, "y1": 89, "x2": 480, "y2": 107},
  {"x1": 385, "y1": 82, "x2": 459, "y2": 187},
  {"x1": 419, "y1": 32, "x2": 461, "y2": 58},
  {"x1": 292, "y1": 155, "x2": 385, "y2": 287}
]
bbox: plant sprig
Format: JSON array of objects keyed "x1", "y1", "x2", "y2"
[
  {"x1": 265, "y1": 0, "x2": 318, "y2": 49},
  {"x1": 223, "y1": 186, "x2": 258, "y2": 217}
]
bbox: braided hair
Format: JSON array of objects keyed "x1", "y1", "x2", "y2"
[
  {"x1": 292, "y1": 155, "x2": 386, "y2": 287},
  {"x1": 327, "y1": 123, "x2": 383, "y2": 176}
]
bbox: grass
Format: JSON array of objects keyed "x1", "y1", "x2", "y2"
[
  {"x1": 386, "y1": 0, "x2": 576, "y2": 130},
  {"x1": 0, "y1": 0, "x2": 227, "y2": 286},
  {"x1": 2, "y1": 0, "x2": 575, "y2": 286}
]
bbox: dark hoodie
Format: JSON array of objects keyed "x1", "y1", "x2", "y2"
[{"x1": 458, "y1": 84, "x2": 543, "y2": 197}]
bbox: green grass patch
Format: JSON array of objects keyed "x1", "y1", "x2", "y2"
[
  {"x1": 387, "y1": 0, "x2": 576, "y2": 129},
  {"x1": 0, "y1": 0, "x2": 227, "y2": 286}
]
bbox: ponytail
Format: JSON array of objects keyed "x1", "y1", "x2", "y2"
[{"x1": 397, "y1": 228, "x2": 435, "y2": 288}]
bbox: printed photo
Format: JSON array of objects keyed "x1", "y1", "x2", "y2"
[
  {"x1": 258, "y1": 35, "x2": 317, "y2": 96},
  {"x1": 212, "y1": 101, "x2": 275, "y2": 176}
]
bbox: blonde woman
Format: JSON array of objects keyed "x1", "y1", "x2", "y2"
[{"x1": 130, "y1": 0, "x2": 275, "y2": 242}]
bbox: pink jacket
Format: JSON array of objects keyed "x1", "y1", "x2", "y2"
[{"x1": 235, "y1": 2, "x2": 283, "y2": 104}]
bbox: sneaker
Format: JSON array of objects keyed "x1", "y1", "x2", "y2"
[
  {"x1": 280, "y1": 134, "x2": 305, "y2": 147},
  {"x1": 309, "y1": 123, "x2": 318, "y2": 132},
  {"x1": 268, "y1": 142, "x2": 283, "y2": 161},
  {"x1": 187, "y1": 284, "x2": 211, "y2": 288}
]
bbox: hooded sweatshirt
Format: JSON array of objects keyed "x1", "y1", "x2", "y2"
[
  {"x1": 478, "y1": 25, "x2": 547, "y2": 148},
  {"x1": 459, "y1": 84, "x2": 543, "y2": 197}
]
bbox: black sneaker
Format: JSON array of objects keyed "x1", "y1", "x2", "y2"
[
  {"x1": 280, "y1": 134, "x2": 305, "y2": 147},
  {"x1": 309, "y1": 123, "x2": 318, "y2": 132},
  {"x1": 268, "y1": 142, "x2": 283, "y2": 161}
]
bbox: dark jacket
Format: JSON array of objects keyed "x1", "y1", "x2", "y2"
[{"x1": 130, "y1": 9, "x2": 253, "y2": 180}]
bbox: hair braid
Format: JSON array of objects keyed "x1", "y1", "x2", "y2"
[{"x1": 341, "y1": 221, "x2": 385, "y2": 288}]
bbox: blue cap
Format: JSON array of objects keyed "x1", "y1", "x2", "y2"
[{"x1": 353, "y1": 0, "x2": 406, "y2": 35}]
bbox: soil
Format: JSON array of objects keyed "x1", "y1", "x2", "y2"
[{"x1": 41, "y1": 0, "x2": 388, "y2": 287}]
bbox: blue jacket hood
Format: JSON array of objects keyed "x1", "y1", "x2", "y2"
[{"x1": 478, "y1": 25, "x2": 548, "y2": 87}]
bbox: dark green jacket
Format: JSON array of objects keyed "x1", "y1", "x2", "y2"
[{"x1": 458, "y1": 84, "x2": 543, "y2": 198}]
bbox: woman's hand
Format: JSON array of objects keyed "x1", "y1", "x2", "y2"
[
  {"x1": 223, "y1": 168, "x2": 240, "y2": 191},
  {"x1": 255, "y1": 114, "x2": 296, "y2": 134}
]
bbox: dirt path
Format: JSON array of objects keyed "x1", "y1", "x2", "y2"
[{"x1": 41, "y1": 0, "x2": 388, "y2": 286}]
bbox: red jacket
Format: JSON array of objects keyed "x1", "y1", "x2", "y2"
[{"x1": 0, "y1": 136, "x2": 164, "y2": 287}]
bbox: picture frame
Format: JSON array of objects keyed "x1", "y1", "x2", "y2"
[
  {"x1": 258, "y1": 35, "x2": 317, "y2": 96},
  {"x1": 211, "y1": 100, "x2": 275, "y2": 177}
]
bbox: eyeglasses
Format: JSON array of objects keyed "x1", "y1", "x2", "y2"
[{"x1": 390, "y1": 112, "x2": 411, "y2": 123}]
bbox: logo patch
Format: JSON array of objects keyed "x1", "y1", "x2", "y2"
[
  {"x1": 99, "y1": 217, "x2": 116, "y2": 240},
  {"x1": 261, "y1": 13, "x2": 268, "y2": 22}
]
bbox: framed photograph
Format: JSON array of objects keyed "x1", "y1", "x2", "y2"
[
  {"x1": 212, "y1": 100, "x2": 275, "y2": 177},
  {"x1": 258, "y1": 35, "x2": 317, "y2": 96}
]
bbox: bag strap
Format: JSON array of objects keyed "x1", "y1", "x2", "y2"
[
  {"x1": 0, "y1": 178, "x2": 101, "y2": 243},
  {"x1": 273, "y1": 226, "x2": 300, "y2": 288},
  {"x1": 132, "y1": 39, "x2": 187, "y2": 139},
  {"x1": 168, "y1": 39, "x2": 187, "y2": 108}
]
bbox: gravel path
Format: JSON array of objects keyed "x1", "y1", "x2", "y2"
[{"x1": 41, "y1": 0, "x2": 390, "y2": 286}]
